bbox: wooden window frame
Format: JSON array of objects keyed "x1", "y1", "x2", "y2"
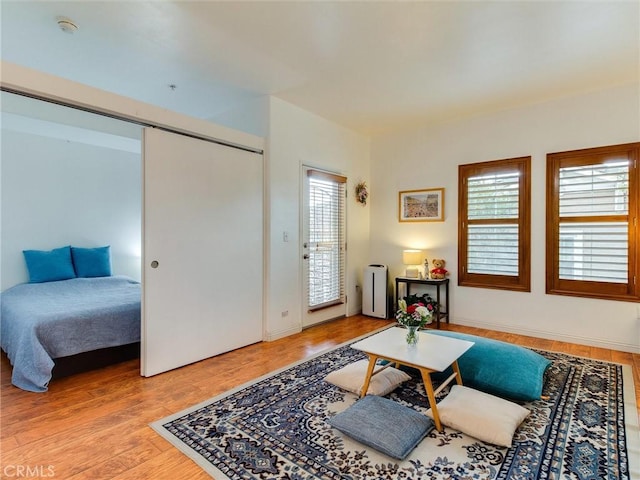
[
  {"x1": 458, "y1": 157, "x2": 531, "y2": 292},
  {"x1": 546, "y1": 142, "x2": 639, "y2": 302}
]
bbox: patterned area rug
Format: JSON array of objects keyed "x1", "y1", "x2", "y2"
[{"x1": 151, "y1": 332, "x2": 639, "y2": 480}]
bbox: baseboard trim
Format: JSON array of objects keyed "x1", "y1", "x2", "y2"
[
  {"x1": 263, "y1": 325, "x2": 301, "y2": 342},
  {"x1": 454, "y1": 317, "x2": 640, "y2": 354}
]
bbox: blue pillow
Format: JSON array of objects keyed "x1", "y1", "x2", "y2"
[
  {"x1": 71, "y1": 246, "x2": 112, "y2": 278},
  {"x1": 23, "y1": 246, "x2": 76, "y2": 283},
  {"x1": 328, "y1": 395, "x2": 434, "y2": 460},
  {"x1": 428, "y1": 331, "x2": 551, "y2": 401}
]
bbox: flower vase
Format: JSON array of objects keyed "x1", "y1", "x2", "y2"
[{"x1": 406, "y1": 326, "x2": 419, "y2": 346}]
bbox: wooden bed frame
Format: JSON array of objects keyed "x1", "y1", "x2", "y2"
[{"x1": 51, "y1": 342, "x2": 140, "y2": 379}]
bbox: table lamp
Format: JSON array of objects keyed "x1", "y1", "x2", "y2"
[{"x1": 402, "y1": 250, "x2": 423, "y2": 278}]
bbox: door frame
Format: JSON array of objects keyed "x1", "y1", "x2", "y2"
[{"x1": 300, "y1": 165, "x2": 348, "y2": 328}]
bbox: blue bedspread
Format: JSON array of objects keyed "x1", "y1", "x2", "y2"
[{"x1": 1, "y1": 276, "x2": 141, "y2": 392}]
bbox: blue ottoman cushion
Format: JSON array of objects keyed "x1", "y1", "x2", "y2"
[
  {"x1": 428, "y1": 331, "x2": 551, "y2": 401},
  {"x1": 328, "y1": 395, "x2": 434, "y2": 459}
]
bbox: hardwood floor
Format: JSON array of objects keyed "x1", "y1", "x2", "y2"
[{"x1": 1, "y1": 316, "x2": 639, "y2": 479}]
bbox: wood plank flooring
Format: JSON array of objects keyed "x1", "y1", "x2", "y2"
[{"x1": 2, "y1": 316, "x2": 639, "y2": 479}]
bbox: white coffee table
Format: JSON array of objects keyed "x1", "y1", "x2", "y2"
[{"x1": 350, "y1": 327, "x2": 474, "y2": 432}]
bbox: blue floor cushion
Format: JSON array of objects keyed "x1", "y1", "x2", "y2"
[
  {"x1": 428, "y1": 331, "x2": 551, "y2": 401},
  {"x1": 328, "y1": 395, "x2": 434, "y2": 459}
]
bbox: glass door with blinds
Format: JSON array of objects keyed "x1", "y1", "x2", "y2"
[{"x1": 302, "y1": 167, "x2": 347, "y2": 327}]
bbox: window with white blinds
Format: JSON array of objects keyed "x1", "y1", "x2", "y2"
[
  {"x1": 458, "y1": 157, "x2": 531, "y2": 291},
  {"x1": 467, "y1": 172, "x2": 520, "y2": 276},
  {"x1": 307, "y1": 170, "x2": 346, "y2": 310},
  {"x1": 547, "y1": 143, "x2": 639, "y2": 302},
  {"x1": 558, "y1": 162, "x2": 629, "y2": 283},
  {"x1": 559, "y1": 223, "x2": 628, "y2": 282}
]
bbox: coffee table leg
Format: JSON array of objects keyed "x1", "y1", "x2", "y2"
[
  {"x1": 419, "y1": 368, "x2": 443, "y2": 432},
  {"x1": 452, "y1": 360, "x2": 463, "y2": 386},
  {"x1": 359, "y1": 354, "x2": 379, "y2": 398}
]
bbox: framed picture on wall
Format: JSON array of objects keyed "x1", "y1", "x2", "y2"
[{"x1": 398, "y1": 188, "x2": 445, "y2": 222}]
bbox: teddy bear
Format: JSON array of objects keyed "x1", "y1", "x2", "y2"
[{"x1": 430, "y1": 259, "x2": 448, "y2": 279}]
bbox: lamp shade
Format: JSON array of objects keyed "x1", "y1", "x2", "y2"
[{"x1": 402, "y1": 250, "x2": 423, "y2": 265}]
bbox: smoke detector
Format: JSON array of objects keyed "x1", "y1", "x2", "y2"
[{"x1": 57, "y1": 16, "x2": 79, "y2": 34}]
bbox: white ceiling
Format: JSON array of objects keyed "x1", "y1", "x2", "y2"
[{"x1": 1, "y1": 1, "x2": 638, "y2": 136}]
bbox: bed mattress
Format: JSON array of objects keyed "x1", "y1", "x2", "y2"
[{"x1": 1, "y1": 275, "x2": 141, "y2": 392}]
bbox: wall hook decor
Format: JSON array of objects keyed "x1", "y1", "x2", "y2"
[{"x1": 355, "y1": 181, "x2": 368, "y2": 205}]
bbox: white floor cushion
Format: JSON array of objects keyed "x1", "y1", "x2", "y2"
[
  {"x1": 324, "y1": 359, "x2": 411, "y2": 396},
  {"x1": 427, "y1": 385, "x2": 530, "y2": 447}
]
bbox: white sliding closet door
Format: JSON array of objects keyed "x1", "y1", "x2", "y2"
[{"x1": 142, "y1": 128, "x2": 263, "y2": 377}]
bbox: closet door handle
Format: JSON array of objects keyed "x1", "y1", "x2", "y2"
[{"x1": 150, "y1": 260, "x2": 159, "y2": 268}]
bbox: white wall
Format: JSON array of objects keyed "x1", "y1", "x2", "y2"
[
  {"x1": 209, "y1": 96, "x2": 270, "y2": 138},
  {"x1": 1, "y1": 62, "x2": 263, "y2": 153},
  {"x1": 1, "y1": 129, "x2": 142, "y2": 289},
  {"x1": 370, "y1": 83, "x2": 640, "y2": 353},
  {"x1": 1, "y1": 61, "x2": 263, "y2": 292},
  {"x1": 265, "y1": 97, "x2": 371, "y2": 340}
]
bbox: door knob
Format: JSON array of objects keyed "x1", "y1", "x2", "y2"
[{"x1": 150, "y1": 260, "x2": 159, "y2": 268}]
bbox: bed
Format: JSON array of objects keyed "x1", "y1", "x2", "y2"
[{"x1": 1, "y1": 275, "x2": 141, "y2": 392}]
